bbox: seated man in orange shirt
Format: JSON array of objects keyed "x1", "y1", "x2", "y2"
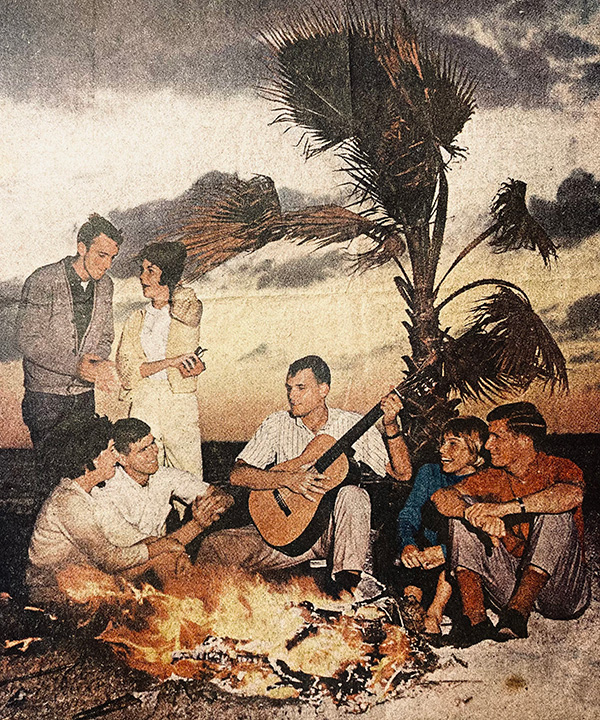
[{"x1": 433, "y1": 402, "x2": 590, "y2": 647}]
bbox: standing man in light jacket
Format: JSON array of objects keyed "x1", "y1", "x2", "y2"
[{"x1": 16, "y1": 214, "x2": 123, "y2": 460}]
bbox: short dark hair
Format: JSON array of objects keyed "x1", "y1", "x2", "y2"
[
  {"x1": 77, "y1": 214, "x2": 124, "y2": 249},
  {"x1": 487, "y1": 402, "x2": 547, "y2": 449},
  {"x1": 43, "y1": 415, "x2": 114, "y2": 480},
  {"x1": 140, "y1": 241, "x2": 187, "y2": 296},
  {"x1": 441, "y1": 416, "x2": 489, "y2": 468},
  {"x1": 113, "y1": 418, "x2": 152, "y2": 454},
  {"x1": 287, "y1": 355, "x2": 331, "y2": 385}
]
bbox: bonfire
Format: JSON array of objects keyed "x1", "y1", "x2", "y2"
[{"x1": 46, "y1": 564, "x2": 437, "y2": 712}]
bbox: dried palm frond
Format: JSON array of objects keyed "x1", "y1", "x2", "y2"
[
  {"x1": 441, "y1": 287, "x2": 567, "y2": 400},
  {"x1": 281, "y1": 205, "x2": 376, "y2": 246},
  {"x1": 260, "y1": 1, "x2": 476, "y2": 231},
  {"x1": 162, "y1": 174, "x2": 283, "y2": 279},
  {"x1": 489, "y1": 179, "x2": 558, "y2": 265},
  {"x1": 162, "y1": 174, "x2": 387, "y2": 280},
  {"x1": 350, "y1": 229, "x2": 407, "y2": 271}
]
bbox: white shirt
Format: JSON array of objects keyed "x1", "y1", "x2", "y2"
[
  {"x1": 238, "y1": 408, "x2": 389, "y2": 477},
  {"x1": 140, "y1": 303, "x2": 171, "y2": 380},
  {"x1": 93, "y1": 465, "x2": 209, "y2": 546},
  {"x1": 28, "y1": 478, "x2": 149, "y2": 582}
]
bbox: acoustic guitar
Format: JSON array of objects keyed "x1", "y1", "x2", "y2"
[{"x1": 248, "y1": 373, "x2": 429, "y2": 556}]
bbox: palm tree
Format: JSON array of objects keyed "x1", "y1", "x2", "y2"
[{"x1": 164, "y1": 2, "x2": 566, "y2": 461}]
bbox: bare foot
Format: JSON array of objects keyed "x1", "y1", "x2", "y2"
[{"x1": 424, "y1": 612, "x2": 442, "y2": 634}]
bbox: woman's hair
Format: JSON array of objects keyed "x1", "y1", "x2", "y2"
[
  {"x1": 441, "y1": 416, "x2": 489, "y2": 468},
  {"x1": 140, "y1": 241, "x2": 187, "y2": 295},
  {"x1": 42, "y1": 415, "x2": 114, "y2": 480}
]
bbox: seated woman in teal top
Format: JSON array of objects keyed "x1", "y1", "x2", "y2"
[{"x1": 397, "y1": 416, "x2": 489, "y2": 638}]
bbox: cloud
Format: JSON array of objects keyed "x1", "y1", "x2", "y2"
[
  {"x1": 540, "y1": 31, "x2": 598, "y2": 60},
  {"x1": 577, "y1": 61, "x2": 600, "y2": 100},
  {"x1": 562, "y1": 293, "x2": 600, "y2": 339},
  {"x1": 253, "y1": 251, "x2": 348, "y2": 290},
  {"x1": 238, "y1": 343, "x2": 270, "y2": 362},
  {"x1": 2, "y1": 0, "x2": 599, "y2": 111},
  {"x1": 570, "y1": 350, "x2": 600, "y2": 364},
  {"x1": 529, "y1": 169, "x2": 600, "y2": 247}
]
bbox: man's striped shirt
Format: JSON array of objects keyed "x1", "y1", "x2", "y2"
[{"x1": 237, "y1": 407, "x2": 389, "y2": 477}]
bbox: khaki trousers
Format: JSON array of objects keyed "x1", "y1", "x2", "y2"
[{"x1": 199, "y1": 485, "x2": 371, "y2": 578}]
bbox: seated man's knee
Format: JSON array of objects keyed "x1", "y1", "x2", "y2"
[{"x1": 336, "y1": 485, "x2": 370, "y2": 512}]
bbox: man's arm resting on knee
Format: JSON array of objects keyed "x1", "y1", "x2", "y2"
[{"x1": 466, "y1": 483, "x2": 583, "y2": 523}]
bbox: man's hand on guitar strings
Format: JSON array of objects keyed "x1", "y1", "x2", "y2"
[{"x1": 282, "y1": 465, "x2": 332, "y2": 502}]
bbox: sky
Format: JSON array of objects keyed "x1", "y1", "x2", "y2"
[{"x1": 0, "y1": 0, "x2": 599, "y2": 445}]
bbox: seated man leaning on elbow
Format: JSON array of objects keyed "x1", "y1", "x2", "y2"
[
  {"x1": 92, "y1": 418, "x2": 233, "y2": 567},
  {"x1": 27, "y1": 416, "x2": 189, "y2": 606},
  {"x1": 432, "y1": 402, "x2": 591, "y2": 647}
]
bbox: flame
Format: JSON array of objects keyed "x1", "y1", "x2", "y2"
[
  {"x1": 58, "y1": 564, "x2": 427, "y2": 709},
  {"x1": 3, "y1": 637, "x2": 42, "y2": 652}
]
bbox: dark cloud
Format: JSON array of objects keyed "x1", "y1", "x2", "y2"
[
  {"x1": 254, "y1": 251, "x2": 347, "y2": 290},
  {"x1": 530, "y1": 169, "x2": 600, "y2": 247},
  {"x1": 503, "y1": 0, "x2": 550, "y2": 21},
  {"x1": 562, "y1": 293, "x2": 600, "y2": 339},
  {"x1": 540, "y1": 31, "x2": 598, "y2": 60},
  {"x1": 238, "y1": 343, "x2": 269, "y2": 362},
  {"x1": 428, "y1": 32, "x2": 561, "y2": 109},
  {"x1": 0, "y1": 0, "x2": 274, "y2": 102},
  {"x1": 570, "y1": 350, "x2": 600, "y2": 364},
  {"x1": 577, "y1": 61, "x2": 600, "y2": 100},
  {"x1": 1, "y1": 0, "x2": 599, "y2": 109},
  {"x1": 0, "y1": 280, "x2": 23, "y2": 362}
]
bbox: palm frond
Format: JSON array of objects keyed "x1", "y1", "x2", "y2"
[
  {"x1": 162, "y1": 175, "x2": 284, "y2": 280},
  {"x1": 489, "y1": 179, "x2": 558, "y2": 265},
  {"x1": 260, "y1": 1, "x2": 477, "y2": 229},
  {"x1": 281, "y1": 205, "x2": 377, "y2": 246},
  {"x1": 440, "y1": 287, "x2": 568, "y2": 400},
  {"x1": 350, "y1": 229, "x2": 407, "y2": 271},
  {"x1": 162, "y1": 174, "x2": 388, "y2": 279}
]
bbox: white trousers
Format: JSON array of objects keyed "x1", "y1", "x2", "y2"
[{"x1": 130, "y1": 378, "x2": 203, "y2": 478}]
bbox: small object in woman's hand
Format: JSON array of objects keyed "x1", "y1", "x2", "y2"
[{"x1": 179, "y1": 347, "x2": 207, "y2": 378}]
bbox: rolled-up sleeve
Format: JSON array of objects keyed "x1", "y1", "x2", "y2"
[
  {"x1": 59, "y1": 495, "x2": 149, "y2": 572},
  {"x1": 169, "y1": 468, "x2": 209, "y2": 502}
]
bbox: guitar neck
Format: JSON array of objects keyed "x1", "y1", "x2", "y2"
[{"x1": 314, "y1": 403, "x2": 384, "y2": 473}]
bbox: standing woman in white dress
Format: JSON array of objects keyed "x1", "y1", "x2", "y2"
[{"x1": 116, "y1": 241, "x2": 205, "y2": 478}]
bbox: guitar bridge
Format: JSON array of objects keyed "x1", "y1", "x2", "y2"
[{"x1": 272, "y1": 489, "x2": 292, "y2": 517}]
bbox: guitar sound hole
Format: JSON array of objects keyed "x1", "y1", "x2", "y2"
[{"x1": 272, "y1": 489, "x2": 292, "y2": 517}]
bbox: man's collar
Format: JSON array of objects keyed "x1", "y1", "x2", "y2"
[
  {"x1": 114, "y1": 463, "x2": 151, "y2": 487},
  {"x1": 291, "y1": 406, "x2": 330, "y2": 433},
  {"x1": 66, "y1": 256, "x2": 94, "y2": 287}
]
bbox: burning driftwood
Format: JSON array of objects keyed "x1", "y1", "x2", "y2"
[{"x1": 48, "y1": 565, "x2": 438, "y2": 712}]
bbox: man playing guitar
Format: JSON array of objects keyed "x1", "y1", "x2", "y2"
[{"x1": 197, "y1": 355, "x2": 412, "y2": 597}]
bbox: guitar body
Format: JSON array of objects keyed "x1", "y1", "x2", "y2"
[{"x1": 248, "y1": 434, "x2": 351, "y2": 557}]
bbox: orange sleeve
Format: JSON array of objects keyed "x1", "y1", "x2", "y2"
[
  {"x1": 453, "y1": 470, "x2": 491, "y2": 497},
  {"x1": 552, "y1": 456, "x2": 585, "y2": 489}
]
